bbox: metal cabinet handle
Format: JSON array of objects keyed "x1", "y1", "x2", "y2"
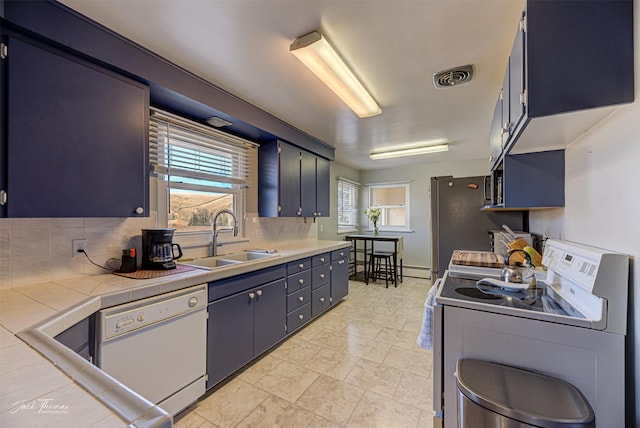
[
  {"x1": 320, "y1": 257, "x2": 325, "y2": 263},
  {"x1": 320, "y1": 274, "x2": 325, "y2": 279},
  {"x1": 320, "y1": 297, "x2": 325, "y2": 303},
  {"x1": 298, "y1": 314, "x2": 304, "y2": 320},
  {"x1": 249, "y1": 292, "x2": 255, "y2": 299},
  {"x1": 338, "y1": 260, "x2": 345, "y2": 265},
  {"x1": 298, "y1": 296, "x2": 304, "y2": 302},
  {"x1": 256, "y1": 290, "x2": 263, "y2": 296},
  {"x1": 298, "y1": 263, "x2": 304, "y2": 269},
  {"x1": 135, "y1": 207, "x2": 144, "y2": 214},
  {"x1": 298, "y1": 279, "x2": 304, "y2": 284}
]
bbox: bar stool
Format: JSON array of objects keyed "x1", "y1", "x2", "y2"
[{"x1": 368, "y1": 251, "x2": 397, "y2": 288}]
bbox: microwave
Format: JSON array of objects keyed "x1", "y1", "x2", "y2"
[{"x1": 483, "y1": 169, "x2": 503, "y2": 207}]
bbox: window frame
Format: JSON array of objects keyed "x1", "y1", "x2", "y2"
[
  {"x1": 366, "y1": 182, "x2": 411, "y2": 232},
  {"x1": 150, "y1": 109, "x2": 255, "y2": 243}
]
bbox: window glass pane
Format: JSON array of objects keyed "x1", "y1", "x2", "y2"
[
  {"x1": 385, "y1": 207, "x2": 406, "y2": 226},
  {"x1": 168, "y1": 189, "x2": 233, "y2": 232},
  {"x1": 337, "y1": 178, "x2": 360, "y2": 231},
  {"x1": 371, "y1": 187, "x2": 406, "y2": 206}
]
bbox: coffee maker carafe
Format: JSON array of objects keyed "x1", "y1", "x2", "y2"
[{"x1": 141, "y1": 229, "x2": 183, "y2": 270}]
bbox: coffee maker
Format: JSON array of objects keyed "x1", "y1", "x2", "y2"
[{"x1": 141, "y1": 229, "x2": 183, "y2": 270}]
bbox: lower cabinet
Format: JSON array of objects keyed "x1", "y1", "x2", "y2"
[
  {"x1": 206, "y1": 267, "x2": 286, "y2": 389},
  {"x1": 331, "y1": 249, "x2": 350, "y2": 304},
  {"x1": 206, "y1": 249, "x2": 350, "y2": 389}
]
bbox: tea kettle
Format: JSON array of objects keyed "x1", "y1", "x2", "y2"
[{"x1": 501, "y1": 249, "x2": 537, "y2": 288}]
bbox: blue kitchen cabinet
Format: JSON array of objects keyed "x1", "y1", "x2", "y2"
[
  {"x1": 330, "y1": 249, "x2": 349, "y2": 304},
  {"x1": 315, "y1": 156, "x2": 330, "y2": 217},
  {"x1": 490, "y1": 0, "x2": 634, "y2": 169},
  {"x1": 301, "y1": 153, "x2": 330, "y2": 217},
  {"x1": 485, "y1": 150, "x2": 564, "y2": 210},
  {"x1": 259, "y1": 140, "x2": 330, "y2": 218},
  {"x1": 311, "y1": 253, "x2": 331, "y2": 317},
  {"x1": 206, "y1": 265, "x2": 286, "y2": 389},
  {"x1": 3, "y1": 35, "x2": 149, "y2": 217}
]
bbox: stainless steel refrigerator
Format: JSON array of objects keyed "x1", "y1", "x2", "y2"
[{"x1": 430, "y1": 175, "x2": 525, "y2": 280}]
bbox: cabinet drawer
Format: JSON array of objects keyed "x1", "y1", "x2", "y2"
[
  {"x1": 331, "y1": 248, "x2": 350, "y2": 261},
  {"x1": 312, "y1": 284, "x2": 331, "y2": 317},
  {"x1": 287, "y1": 270, "x2": 312, "y2": 293},
  {"x1": 287, "y1": 258, "x2": 311, "y2": 275},
  {"x1": 287, "y1": 304, "x2": 311, "y2": 334},
  {"x1": 287, "y1": 287, "x2": 311, "y2": 313},
  {"x1": 311, "y1": 264, "x2": 331, "y2": 290},
  {"x1": 312, "y1": 253, "x2": 330, "y2": 267},
  {"x1": 208, "y1": 265, "x2": 286, "y2": 302}
]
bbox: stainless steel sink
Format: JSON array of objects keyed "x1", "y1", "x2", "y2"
[{"x1": 179, "y1": 250, "x2": 279, "y2": 270}]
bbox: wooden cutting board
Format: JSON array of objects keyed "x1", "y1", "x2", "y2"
[{"x1": 451, "y1": 250, "x2": 504, "y2": 268}]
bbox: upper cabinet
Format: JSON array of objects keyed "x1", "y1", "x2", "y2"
[
  {"x1": 490, "y1": 0, "x2": 634, "y2": 170},
  {"x1": 258, "y1": 140, "x2": 330, "y2": 218},
  {"x1": 2, "y1": 35, "x2": 149, "y2": 217}
]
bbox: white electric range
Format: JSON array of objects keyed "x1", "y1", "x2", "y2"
[{"x1": 432, "y1": 239, "x2": 629, "y2": 428}]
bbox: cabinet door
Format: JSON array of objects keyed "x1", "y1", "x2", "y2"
[
  {"x1": 278, "y1": 143, "x2": 301, "y2": 217},
  {"x1": 253, "y1": 279, "x2": 286, "y2": 356},
  {"x1": 300, "y1": 151, "x2": 317, "y2": 217},
  {"x1": 488, "y1": 95, "x2": 503, "y2": 169},
  {"x1": 508, "y1": 13, "x2": 526, "y2": 140},
  {"x1": 331, "y1": 257, "x2": 349, "y2": 304},
  {"x1": 206, "y1": 291, "x2": 254, "y2": 389},
  {"x1": 500, "y1": 64, "x2": 510, "y2": 150},
  {"x1": 6, "y1": 37, "x2": 149, "y2": 217},
  {"x1": 315, "y1": 157, "x2": 330, "y2": 217}
]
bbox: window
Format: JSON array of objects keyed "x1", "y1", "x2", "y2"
[
  {"x1": 337, "y1": 178, "x2": 360, "y2": 233},
  {"x1": 367, "y1": 183, "x2": 410, "y2": 231},
  {"x1": 149, "y1": 109, "x2": 256, "y2": 235}
]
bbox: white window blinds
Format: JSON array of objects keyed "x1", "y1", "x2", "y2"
[
  {"x1": 149, "y1": 108, "x2": 256, "y2": 190},
  {"x1": 337, "y1": 177, "x2": 360, "y2": 232}
]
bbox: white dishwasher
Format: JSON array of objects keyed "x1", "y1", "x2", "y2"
[{"x1": 97, "y1": 284, "x2": 207, "y2": 416}]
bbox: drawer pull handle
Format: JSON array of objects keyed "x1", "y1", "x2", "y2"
[
  {"x1": 320, "y1": 274, "x2": 325, "y2": 279},
  {"x1": 298, "y1": 296, "x2": 304, "y2": 302},
  {"x1": 319, "y1": 297, "x2": 325, "y2": 303},
  {"x1": 256, "y1": 290, "x2": 263, "y2": 296},
  {"x1": 298, "y1": 314, "x2": 304, "y2": 320},
  {"x1": 298, "y1": 279, "x2": 304, "y2": 284},
  {"x1": 298, "y1": 263, "x2": 304, "y2": 269},
  {"x1": 249, "y1": 292, "x2": 255, "y2": 299},
  {"x1": 320, "y1": 257, "x2": 325, "y2": 262},
  {"x1": 338, "y1": 260, "x2": 345, "y2": 265}
]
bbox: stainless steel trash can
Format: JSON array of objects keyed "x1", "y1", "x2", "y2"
[{"x1": 456, "y1": 359, "x2": 595, "y2": 428}]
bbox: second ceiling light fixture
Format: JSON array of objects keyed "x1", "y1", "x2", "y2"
[{"x1": 290, "y1": 31, "x2": 381, "y2": 118}]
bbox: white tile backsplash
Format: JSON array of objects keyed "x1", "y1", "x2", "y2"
[{"x1": 2, "y1": 211, "x2": 318, "y2": 287}]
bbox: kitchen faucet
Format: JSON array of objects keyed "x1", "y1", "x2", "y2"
[{"x1": 211, "y1": 209, "x2": 238, "y2": 256}]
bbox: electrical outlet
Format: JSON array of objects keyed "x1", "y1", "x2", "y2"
[{"x1": 72, "y1": 239, "x2": 87, "y2": 257}]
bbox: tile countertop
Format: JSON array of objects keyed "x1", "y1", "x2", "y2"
[{"x1": 0, "y1": 240, "x2": 350, "y2": 428}]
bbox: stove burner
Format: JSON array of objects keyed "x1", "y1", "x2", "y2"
[{"x1": 455, "y1": 287, "x2": 502, "y2": 300}]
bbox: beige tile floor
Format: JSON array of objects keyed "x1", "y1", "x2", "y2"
[{"x1": 175, "y1": 277, "x2": 434, "y2": 428}]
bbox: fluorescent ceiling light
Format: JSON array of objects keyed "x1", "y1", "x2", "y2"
[
  {"x1": 290, "y1": 31, "x2": 381, "y2": 118},
  {"x1": 370, "y1": 142, "x2": 449, "y2": 160}
]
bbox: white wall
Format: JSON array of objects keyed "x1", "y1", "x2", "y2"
[{"x1": 529, "y1": 1, "x2": 640, "y2": 422}]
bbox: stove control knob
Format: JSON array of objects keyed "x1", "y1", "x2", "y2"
[{"x1": 137, "y1": 314, "x2": 145, "y2": 322}]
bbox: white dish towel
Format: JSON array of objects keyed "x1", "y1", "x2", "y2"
[{"x1": 416, "y1": 281, "x2": 440, "y2": 350}]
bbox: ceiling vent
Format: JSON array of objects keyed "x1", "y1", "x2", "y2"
[{"x1": 433, "y1": 64, "x2": 474, "y2": 88}]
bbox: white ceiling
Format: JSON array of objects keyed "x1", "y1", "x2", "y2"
[{"x1": 59, "y1": 0, "x2": 525, "y2": 170}]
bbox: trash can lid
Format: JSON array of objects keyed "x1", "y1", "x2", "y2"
[{"x1": 456, "y1": 359, "x2": 595, "y2": 428}]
